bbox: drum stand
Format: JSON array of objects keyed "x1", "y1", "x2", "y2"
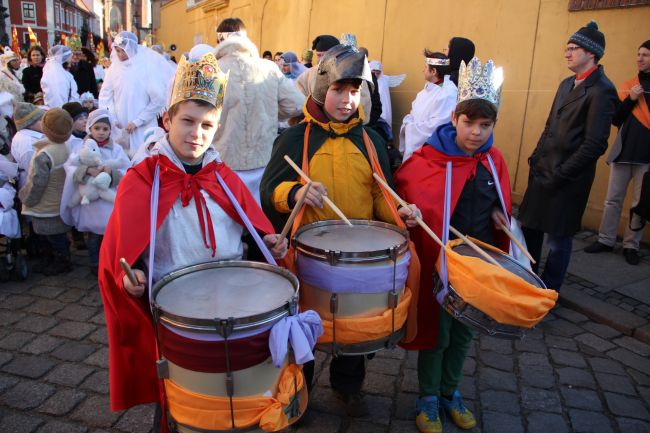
[{"x1": 325, "y1": 245, "x2": 404, "y2": 356}]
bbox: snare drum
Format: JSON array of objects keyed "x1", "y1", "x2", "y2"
[
  {"x1": 293, "y1": 220, "x2": 411, "y2": 355},
  {"x1": 152, "y1": 261, "x2": 305, "y2": 432},
  {"x1": 435, "y1": 243, "x2": 548, "y2": 340}
]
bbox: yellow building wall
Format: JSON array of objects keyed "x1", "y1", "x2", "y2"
[{"x1": 158, "y1": 0, "x2": 650, "y2": 240}]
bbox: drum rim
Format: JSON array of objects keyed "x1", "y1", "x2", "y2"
[
  {"x1": 152, "y1": 260, "x2": 299, "y2": 334},
  {"x1": 292, "y1": 219, "x2": 410, "y2": 263}
]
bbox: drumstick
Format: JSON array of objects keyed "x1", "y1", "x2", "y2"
[
  {"x1": 283, "y1": 155, "x2": 353, "y2": 226},
  {"x1": 120, "y1": 258, "x2": 139, "y2": 286},
  {"x1": 372, "y1": 173, "x2": 502, "y2": 268},
  {"x1": 275, "y1": 182, "x2": 312, "y2": 248},
  {"x1": 371, "y1": 173, "x2": 444, "y2": 249},
  {"x1": 447, "y1": 226, "x2": 503, "y2": 268},
  {"x1": 499, "y1": 223, "x2": 536, "y2": 264}
]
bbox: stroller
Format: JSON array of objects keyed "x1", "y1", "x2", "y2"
[{"x1": 0, "y1": 156, "x2": 27, "y2": 281}]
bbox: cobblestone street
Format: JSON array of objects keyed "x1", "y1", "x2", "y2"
[{"x1": 0, "y1": 241, "x2": 650, "y2": 433}]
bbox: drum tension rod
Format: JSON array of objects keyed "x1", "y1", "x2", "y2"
[
  {"x1": 330, "y1": 294, "x2": 339, "y2": 356},
  {"x1": 387, "y1": 245, "x2": 399, "y2": 349},
  {"x1": 215, "y1": 317, "x2": 237, "y2": 432}
]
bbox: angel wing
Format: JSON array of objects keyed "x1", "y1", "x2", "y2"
[{"x1": 386, "y1": 74, "x2": 406, "y2": 88}]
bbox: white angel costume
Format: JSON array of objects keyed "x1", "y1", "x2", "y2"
[
  {"x1": 41, "y1": 45, "x2": 79, "y2": 108},
  {"x1": 0, "y1": 48, "x2": 25, "y2": 104},
  {"x1": 0, "y1": 155, "x2": 20, "y2": 239},
  {"x1": 60, "y1": 110, "x2": 130, "y2": 234},
  {"x1": 98, "y1": 31, "x2": 175, "y2": 155},
  {"x1": 368, "y1": 60, "x2": 405, "y2": 129},
  {"x1": 399, "y1": 74, "x2": 457, "y2": 161}
]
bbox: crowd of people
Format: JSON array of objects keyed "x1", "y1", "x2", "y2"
[{"x1": 0, "y1": 16, "x2": 647, "y2": 433}]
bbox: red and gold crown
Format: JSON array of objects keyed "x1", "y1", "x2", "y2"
[{"x1": 169, "y1": 52, "x2": 228, "y2": 109}]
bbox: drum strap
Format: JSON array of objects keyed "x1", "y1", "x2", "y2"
[
  {"x1": 214, "y1": 170, "x2": 277, "y2": 266},
  {"x1": 437, "y1": 155, "x2": 510, "y2": 304}
]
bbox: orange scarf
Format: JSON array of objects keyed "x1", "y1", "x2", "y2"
[{"x1": 619, "y1": 76, "x2": 650, "y2": 130}]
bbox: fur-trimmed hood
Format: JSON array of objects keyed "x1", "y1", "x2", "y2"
[
  {"x1": 214, "y1": 35, "x2": 260, "y2": 60},
  {"x1": 212, "y1": 36, "x2": 304, "y2": 171}
]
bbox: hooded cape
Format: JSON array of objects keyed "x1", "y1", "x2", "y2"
[
  {"x1": 98, "y1": 154, "x2": 274, "y2": 412},
  {"x1": 394, "y1": 124, "x2": 511, "y2": 350}
]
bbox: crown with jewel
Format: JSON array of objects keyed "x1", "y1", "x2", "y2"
[
  {"x1": 169, "y1": 52, "x2": 228, "y2": 109},
  {"x1": 340, "y1": 33, "x2": 359, "y2": 52},
  {"x1": 457, "y1": 57, "x2": 504, "y2": 108},
  {"x1": 68, "y1": 34, "x2": 82, "y2": 51}
]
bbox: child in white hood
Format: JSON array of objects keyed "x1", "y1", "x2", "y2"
[{"x1": 61, "y1": 109, "x2": 130, "y2": 274}]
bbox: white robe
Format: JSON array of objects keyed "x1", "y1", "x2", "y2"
[
  {"x1": 0, "y1": 156, "x2": 20, "y2": 238},
  {"x1": 10, "y1": 129, "x2": 44, "y2": 190},
  {"x1": 399, "y1": 75, "x2": 458, "y2": 162},
  {"x1": 60, "y1": 141, "x2": 131, "y2": 234},
  {"x1": 98, "y1": 48, "x2": 174, "y2": 154},
  {"x1": 140, "y1": 137, "x2": 244, "y2": 282},
  {"x1": 41, "y1": 62, "x2": 79, "y2": 108}
]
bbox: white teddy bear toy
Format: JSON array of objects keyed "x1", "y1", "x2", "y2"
[{"x1": 69, "y1": 139, "x2": 116, "y2": 206}]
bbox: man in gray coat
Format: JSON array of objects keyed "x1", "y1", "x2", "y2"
[{"x1": 518, "y1": 21, "x2": 618, "y2": 291}]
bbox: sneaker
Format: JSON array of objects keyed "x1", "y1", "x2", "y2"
[
  {"x1": 623, "y1": 248, "x2": 640, "y2": 265},
  {"x1": 440, "y1": 390, "x2": 476, "y2": 430},
  {"x1": 584, "y1": 241, "x2": 613, "y2": 254},
  {"x1": 415, "y1": 396, "x2": 442, "y2": 433}
]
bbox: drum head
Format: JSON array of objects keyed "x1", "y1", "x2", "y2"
[
  {"x1": 294, "y1": 220, "x2": 408, "y2": 262},
  {"x1": 154, "y1": 261, "x2": 297, "y2": 326}
]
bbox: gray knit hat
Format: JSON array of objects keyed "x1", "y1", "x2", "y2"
[
  {"x1": 568, "y1": 21, "x2": 605, "y2": 59},
  {"x1": 14, "y1": 102, "x2": 44, "y2": 130}
]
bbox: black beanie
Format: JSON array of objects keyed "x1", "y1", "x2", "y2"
[
  {"x1": 448, "y1": 37, "x2": 475, "y2": 86},
  {"x1": 312, "y1": 35, "x2": 339, "y2": 52},
  {"x1": 640, "y1": 40, "x2": 650, "y2": 51},
  {"x1": 62, "y1": 102, "x2": 88, "y2": 121},
  {"x1": 568, "y1": 21, "x2": 605, "y2": 59}
]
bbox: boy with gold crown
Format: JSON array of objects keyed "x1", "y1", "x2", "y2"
[
  {"x1": 395, "y1": 58, "x2": 512, "y2": 433},
  {"x1": 98, "y1": 48, "x2": 288, "y2": 432}
]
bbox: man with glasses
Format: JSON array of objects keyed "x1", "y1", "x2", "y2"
[
  {"x1": 518, "y1": 21, "x2": 617, "y2": 291},
  {"x1": 585, "y1": 40, "x2": 650, "y2": 265}
]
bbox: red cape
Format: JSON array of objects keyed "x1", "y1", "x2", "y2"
[
  {"x1": 394, "y1": 145, "x2": 512, "y2": 350},
  {"x1": 98, "y1": 154, "x2": 275, "y2": 412}
]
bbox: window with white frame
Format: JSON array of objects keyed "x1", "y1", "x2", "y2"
[{"x1": 22, "y1": 2, "x2": 36, "y2": 20}]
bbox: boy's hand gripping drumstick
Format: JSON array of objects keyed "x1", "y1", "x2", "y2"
[
  {"x1": 372, "y1": 173, "x2": 444, "y2": 248},
  {"x1": 372, "y1": 173, "x2": 502, "y2": 268},
  {"x1": 274, "y1": 182, "x2": 312, "y2": 248},
  {"x1": 284, "y1": 155, "x2": 353, "y2": 227},
  {"x1": 120, "y1": 258, "x2": 139, "y2": 287},
  {"x1": 499, "y1": 223, "x2": 536, "y2": 264}
]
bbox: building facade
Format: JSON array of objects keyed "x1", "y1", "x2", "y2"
[
  {"x1": 4, "y1": 0, "x2": 99, "y2": 51},
  {"x1": 155, "y1": 0, "x2": 650, "y2": 241}
]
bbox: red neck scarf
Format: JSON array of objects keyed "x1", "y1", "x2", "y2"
[{"x1": 576, "y1": 64, "x2": 598, "y2": 81}]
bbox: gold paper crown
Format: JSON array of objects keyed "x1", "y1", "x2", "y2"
[
  {"x1": 69, "y1": 34, "x2": 82, "y2": 51},
  {"x1": 457, "y1": 57, "x2": 504, "y2": 108},
  {"x1": 169, "y1": 52, "x2": 228, "y2": 109}
]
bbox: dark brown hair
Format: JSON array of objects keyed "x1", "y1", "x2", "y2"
[
  {"x1": 216, "y1": 18, "x2": 246, "y2": 33},
  {"x1": 27, "y1": 45, "x2": 46, "y2": 64},
  {"x1": 81, "y1": 47, "x2": 97, "y2": 67},
  {"x1": 454, "y1": 99, "x2": 498, "y2": 122},
  {"x1": 424, "y1": 49, "x2": 451, "y2": 77}
]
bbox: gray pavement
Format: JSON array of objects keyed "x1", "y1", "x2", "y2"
[{"x1": 0, "y1": 234, "x2": 649, "y2": 433}]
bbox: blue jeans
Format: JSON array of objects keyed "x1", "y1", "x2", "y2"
[
  {"x1": 46, "y1": 233, "x2": 70, "y2": 259},
  {"x1": 87, "y1": 233, "x2": 103, "y2": 266},
  {"x1": 522, "y1": 227, "x2": 573, "y2": 291}
]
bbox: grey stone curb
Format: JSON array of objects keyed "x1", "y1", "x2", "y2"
[{"x1": 560, "y1": 286, "x2": 650, "y2": 344}]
